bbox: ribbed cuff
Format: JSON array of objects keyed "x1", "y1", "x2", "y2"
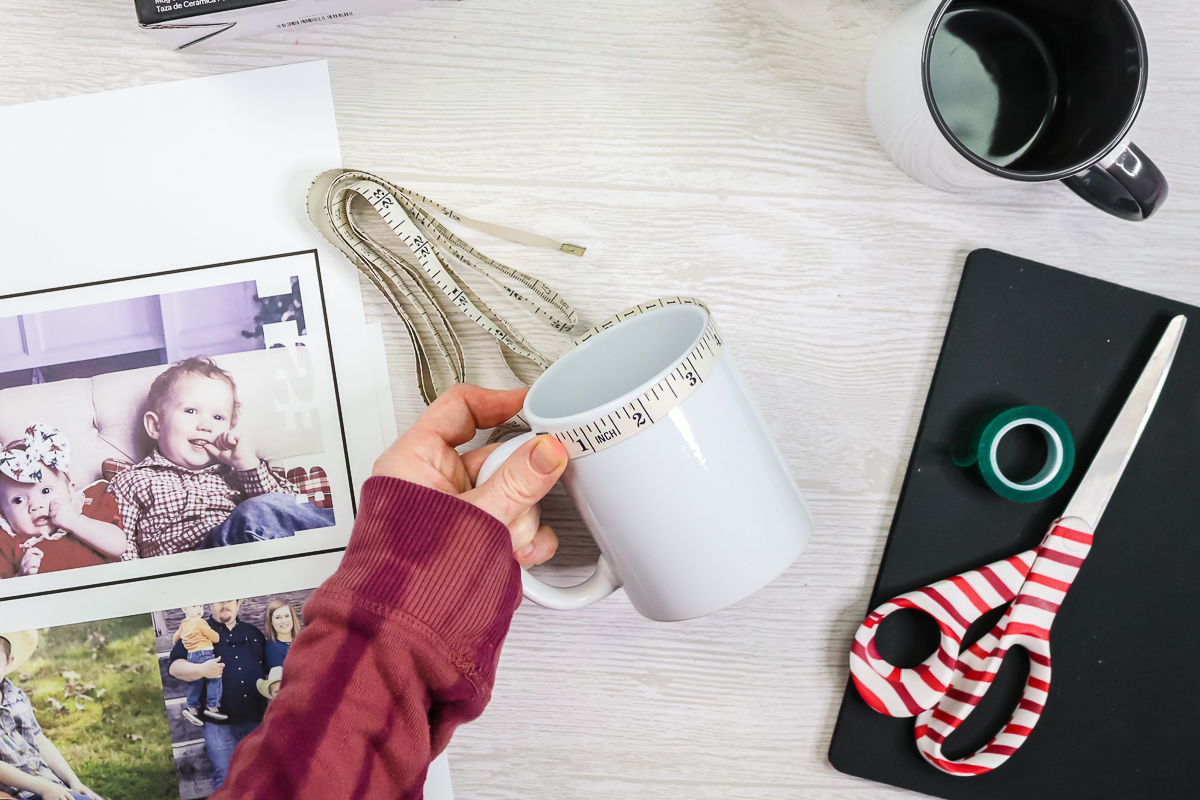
[{"x1": 325, "y1": 477, "x2": 522, "y2": 678}]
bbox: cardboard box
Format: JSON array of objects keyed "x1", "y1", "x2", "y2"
[{"x1": 134, "y1": 0, "x2": 442, "y2": 49}]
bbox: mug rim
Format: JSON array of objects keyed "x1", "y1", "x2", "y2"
[
  {"x1": 525, "y1": 304, "x2": 711, "y2": 431},
  {"x1": 920, "y1": 0, "x2": 1148, "y2": 182}
]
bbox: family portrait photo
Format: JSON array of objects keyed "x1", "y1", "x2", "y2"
[
  {"x1": 152, "y1": 590, "x2": 314, "y2": 799},
  {"x1": 0, "y1": 254, "x2": 353, "y2": 598},
  {"x1": 0, "y1": 617, "x2": 179, "y2": 800}
]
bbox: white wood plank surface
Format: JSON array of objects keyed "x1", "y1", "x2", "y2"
[{"x1": 2, "y1": 1, "x2": 1198, "y2": 797}]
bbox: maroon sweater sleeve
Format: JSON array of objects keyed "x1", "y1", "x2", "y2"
[{"x1": 213, "y1": 477, "x2": 522, "y2": 800}]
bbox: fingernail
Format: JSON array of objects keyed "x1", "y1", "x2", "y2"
[
  {"x1": 515, "y1": 543, "x2": 535, "y2": 559},
  {"x1": 530, "y1": 435, "x2": 566, "y2": 475}
]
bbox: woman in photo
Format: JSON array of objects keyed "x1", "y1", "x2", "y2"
[{"x1": 256, "y1": 600, "x2": 301, "y2": 700}]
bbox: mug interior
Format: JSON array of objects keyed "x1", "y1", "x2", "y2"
[
  {"x1": 527, "y1": 305, "x2": 708, "y2": 422},
  {"x1": 923, "y1": 0, "x2": 1146, "y2": 179}
]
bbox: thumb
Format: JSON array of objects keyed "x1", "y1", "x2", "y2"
[{"x1": 462, "y1": 435, "x2": 568, "y2": 525}]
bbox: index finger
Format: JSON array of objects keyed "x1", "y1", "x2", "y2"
[{"x1": 412, "y1": 384, "x2": 529, "y2": 447}]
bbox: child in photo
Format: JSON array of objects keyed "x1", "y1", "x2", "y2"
[
  {"x1": 0, "y1": 630, "x2": 105, "y2": 800},
  {"x1": 0, "y1": 425, "x2": 125, "y2": 579},
  {"x1": 107, "y1": 357, "x2": 335, "y2": 560},
  {"x1": 173, "y1": 605, "x2": 226, "y2": 727}
]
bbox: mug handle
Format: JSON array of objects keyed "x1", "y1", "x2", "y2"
[
  {"x1": 477, "y1": 432, "x2": 623, "y2": 610},
  {"x1": 1061, "y1": 140, "x2": 1168, "y2": 221}
]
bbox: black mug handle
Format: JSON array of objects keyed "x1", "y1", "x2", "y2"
[{"x1": 1061, "y1": 141, "x2": 1168, "y2": 221}]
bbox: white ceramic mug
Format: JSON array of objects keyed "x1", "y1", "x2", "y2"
[
  {"x1": 477, "y1": 304, "x2": 813, "y2": 622},
  {"x1": 867, "y1": 0, "x2": 1167, "y2": 220}
]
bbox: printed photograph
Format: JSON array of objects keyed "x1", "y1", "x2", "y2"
[
  {"x1": 0, "y1": 618, "x2": 179, "y2": 800},
  {"x1": 153, "y1": 590, "x2": 313, "y2": 799},
  {"x1": 0, "y1": 254, "x2": 351, "y2": 597}
]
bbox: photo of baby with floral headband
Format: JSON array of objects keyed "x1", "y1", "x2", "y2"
[
  {"x1": 0, "y1": 425, "x2": 125, "y2": 578},
  {"x1": 0, "y1": 260, "x2": 349, "y2": 593}
]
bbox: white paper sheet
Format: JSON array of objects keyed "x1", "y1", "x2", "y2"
[
  {"x1": 0, "y1": 59, "x2": 388, "y2": 610},
  {"x1": 0, "y1": 62, "x2": 450, "y2": 799}
]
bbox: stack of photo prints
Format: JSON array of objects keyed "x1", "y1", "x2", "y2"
[{"x1": 0, "y1": 251, "x2": 394, "y2": 799}]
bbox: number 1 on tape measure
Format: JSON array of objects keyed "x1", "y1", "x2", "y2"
[{"x1": 547, "y1": 298, "x2": 724, "y2": 459}]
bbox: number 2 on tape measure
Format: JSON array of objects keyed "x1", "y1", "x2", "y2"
[{"x1": 547, "y1": 301, "x2": 724, "y2": 459}]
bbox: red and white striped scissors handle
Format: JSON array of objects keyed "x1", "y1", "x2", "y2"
[{"x1": 850, "y1": 521, "x2": 1094, "y2": 775}]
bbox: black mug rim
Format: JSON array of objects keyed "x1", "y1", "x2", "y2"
[{"x1": 920, "y1": 0, "x2": 1148, "y2": 182}]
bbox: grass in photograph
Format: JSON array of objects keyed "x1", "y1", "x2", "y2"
[{"x1": 12, "y1": 615, "x2": 178, "y2": 800}]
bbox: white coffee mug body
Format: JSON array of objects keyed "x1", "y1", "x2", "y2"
[{"x1": 478, "y1": 304, "x2": 813, "y2": 622}]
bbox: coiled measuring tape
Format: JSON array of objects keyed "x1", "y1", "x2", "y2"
[
  {"x1": 305, "y1": 170, "x2": 722, "y2": 457},
  {"x1": 307, "y1": 169, "x2": 584, "y2": 404},
  {"x1": 547, "y1": 297, "x2": 724, "y2": 459}
]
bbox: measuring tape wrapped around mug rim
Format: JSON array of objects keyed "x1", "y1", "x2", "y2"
[
  {"x1": 307, "y1": 169, "x2": 585, "y2": 404},
  {"x1": 544, "y1": 297, "x2": 725, "y2": 459}
]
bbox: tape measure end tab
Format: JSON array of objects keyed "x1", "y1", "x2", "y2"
[{"x1": 560, "y1": 243, "x2": 586, "y2": 257}]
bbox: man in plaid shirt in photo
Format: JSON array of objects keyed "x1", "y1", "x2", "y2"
[{"x1": 107, "y1": 357, "x2": 335, "y2": 560}]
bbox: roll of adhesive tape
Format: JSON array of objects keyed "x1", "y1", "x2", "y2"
[{"x1": 954, "y1": 406, "x2": 1075, "y2": 503}]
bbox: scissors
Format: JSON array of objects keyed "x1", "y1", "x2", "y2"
[{"x1": 850, "y1": 315, "x2": 1186, "y2": 776}]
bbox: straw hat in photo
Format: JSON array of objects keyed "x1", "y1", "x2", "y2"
[
  {"x1": 0, "y1": 630, "x2": 38, "y2": 672},
  {"x1": 257, "y1": 665, "x2": 283, "y2": 700}
]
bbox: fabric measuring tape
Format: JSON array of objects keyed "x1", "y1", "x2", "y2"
[
  {"x1": 954, "y1": 406, "x2": 1074, "y2": 502},
  {"x1": 307, "y1": 169, "x2": 584, "y2": 404},
  {"x1": 305, "y1": 171, "x2": 723, "y2": 458}
]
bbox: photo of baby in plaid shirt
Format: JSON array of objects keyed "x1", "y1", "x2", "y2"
[
  {"x1": 107, "y1": 357, "x2": 336, "y2": 560},
  {"x1": 0, "y1": 261, "x2": 350, "y2": 590}
]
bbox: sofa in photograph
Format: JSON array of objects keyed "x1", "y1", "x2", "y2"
[{"x1": 0, "y1": 347, "x2": 334, "y2": 510}]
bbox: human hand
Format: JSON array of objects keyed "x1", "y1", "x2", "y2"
[
  {"x1": 37, "y1": 782, "x2": 81, "y2": 800},
  {"x1": 199, "y1": 656, "x2": 225, "y2": 680},
  {"x1": 68, "y1": 782, "x2": 105, "y2": 800},
  {"x1": 19, "y1": 547, "x2": 44, "y2": 576},
  {"x1": 371, "y1": 384, "x2": 568, "y2": 567},
  {"x1": 205, "y1": 431, "x2": 259, "y2": 472},
  {"x1": 48, "y1": 497, "x2": 82, "y2": 532}
]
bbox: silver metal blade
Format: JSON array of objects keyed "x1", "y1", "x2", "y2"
[{"x1": 1062, "y1": 315, "x2": 1187, "y2": 531}]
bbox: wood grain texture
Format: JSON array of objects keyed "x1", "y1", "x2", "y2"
[{"x1": 2, "y1": 0, "x2": 1198, "y2": 797}]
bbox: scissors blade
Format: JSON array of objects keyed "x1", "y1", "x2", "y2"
[{"x1": 1061, "y1": 315, "x2": 1186, "y2": 531}]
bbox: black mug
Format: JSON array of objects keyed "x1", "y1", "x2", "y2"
[{"x1": 867, "y1": 0, "x2": 1168, "y2": 221}]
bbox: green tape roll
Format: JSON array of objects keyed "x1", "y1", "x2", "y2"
[{"x1": 954, "y1": 406, "x2": 1075, "y2": 503}]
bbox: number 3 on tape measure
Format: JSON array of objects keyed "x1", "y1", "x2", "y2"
[{"x1": 549, "y1": 297, "x2": 724, "y2": 459}]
